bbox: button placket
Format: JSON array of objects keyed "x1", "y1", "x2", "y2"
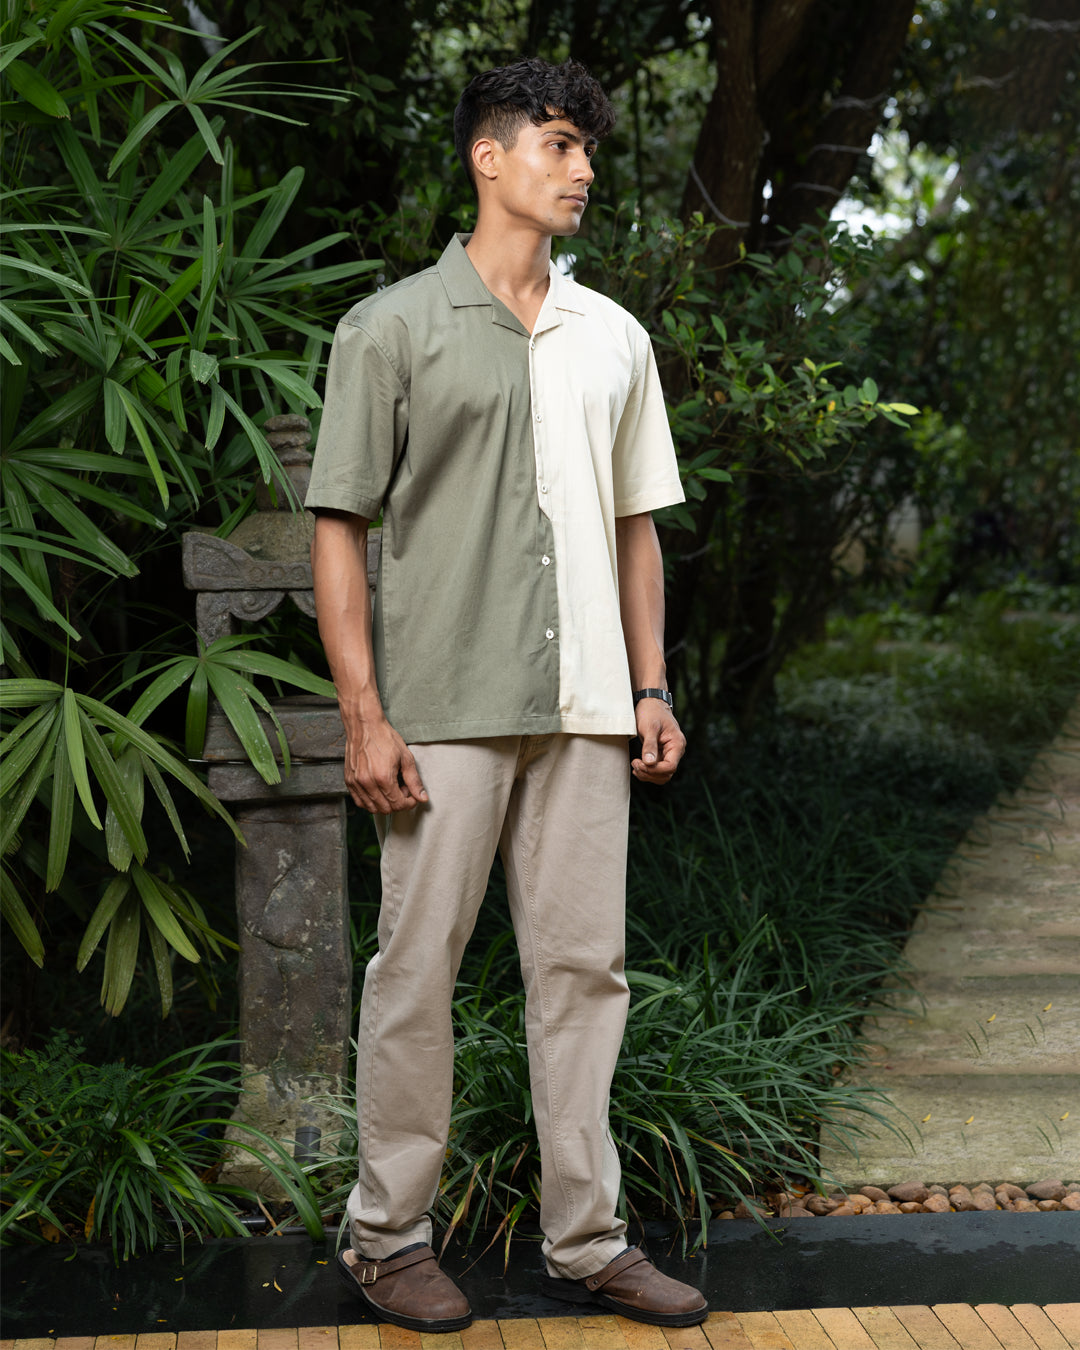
[{"x1": 529, "y1": 333, "x2": 549, "y2": 511}]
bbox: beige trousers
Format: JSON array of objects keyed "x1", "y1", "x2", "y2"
[{"x1": 346, "y1": 734, "x2": 631, "y2": 1278}]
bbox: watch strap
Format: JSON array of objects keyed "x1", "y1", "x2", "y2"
[{"x1": 632, "y1": 688, "x2": 673, "y2": 711}]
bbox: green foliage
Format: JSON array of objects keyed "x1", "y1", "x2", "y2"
[
  {"x1": 574, "y1": 213, "x2": 912, "y2": 496},
  {"x1": 847, "y1": 2, "x2": 1080, "y2": 603},
  {"x1": 569, "y1": 211, "x2": 918, "y2": 725},
  {"x1": 0, "y1": 0, "x2": 368, "y2": 1012},
  {"x1": 785, "y1": 591, "x2": 1080, "y2": 789},
  {"x1": 0, "y1": 1033, "x2": 326, "y2": 1259}
]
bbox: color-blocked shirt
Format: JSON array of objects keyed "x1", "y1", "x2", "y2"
[{"x1": 305, "y1": 234, "x2": 684, "y2": 743}]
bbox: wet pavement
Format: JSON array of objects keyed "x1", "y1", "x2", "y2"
[{"x1": 2, "y1": 1215, "x2": 1078, "y2": 1337}]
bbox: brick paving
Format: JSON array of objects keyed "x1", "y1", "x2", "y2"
[{"x1": 5, "y1": 1308, "x2": 1080, "y2": 1350}]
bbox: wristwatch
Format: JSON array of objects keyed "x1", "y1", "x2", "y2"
[{"x1": 632, "y1": 688, "x2": 674, "y2": 713}]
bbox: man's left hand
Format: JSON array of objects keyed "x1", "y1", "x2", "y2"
[{"x1": 631, "y1": 701, "x2": 686, "y2": 785}]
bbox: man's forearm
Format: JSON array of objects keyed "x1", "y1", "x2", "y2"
[
  {"x1": 616, "y1": 511, "x2": 685, "y2": 783},
  {"x1": 615, "y1": 512, "x2": 669, "y2": 689},
  {"x1": 311, "y1": 510, "x2": 428, "y2": 812},
  {"x1": 311, "y1": 511, "x2": 383, "y2": 727}
]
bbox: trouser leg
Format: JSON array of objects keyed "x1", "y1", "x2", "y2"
[
  {"x1": 346, "y1": 738, "x2": 519, "y2": 1258},
  {"x1": 500, "y1": 734, "x2": 631, "y2": 1278}
]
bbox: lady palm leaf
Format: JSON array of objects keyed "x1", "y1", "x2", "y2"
[
  {"x1": 130, "y1": 866, "x2": 201, "y2": 965},
  {"x1": 101, "y1": 889, "x2": 140, "y2": 1015},
  {"x1": 0, "y1": 869, "x2": 45, "y2": 966},
  {"x1": 0, "y1": 679, "x2": 241, "y2": 868},
  {"x1": 61, "y1": 687, "x2": 99, "y2": 827},
  {"x1": 122, "y1": 637, "x2": 335, "y2": 781},
  {"x1": 2, "y1": 0, "x2": 380, "y2": 1008},
  {"x1": 46, "y1": 729, "x2": 74, "y2": 890},
  {"x1": 103, "y1": 745, "x2": 144, "y2": 871}
]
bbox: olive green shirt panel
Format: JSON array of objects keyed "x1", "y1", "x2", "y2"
[
  {"x1": 306, "y1": 265, "x2": 561, "y2": 743},
  {"x1": 308, "y1": 321, "x2": 408, "y2": 522}
]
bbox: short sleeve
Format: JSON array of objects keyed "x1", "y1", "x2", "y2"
[
  {"x1": 304, "y1": 319, "x2": 409, "y2": 520},
  {"x1": 610, "y1": 333, "x2": 685, "y2": 517}
]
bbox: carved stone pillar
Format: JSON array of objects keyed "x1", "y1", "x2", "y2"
[{"x1": 181, "y1": 414, "x2": 378, "y2": 1196}]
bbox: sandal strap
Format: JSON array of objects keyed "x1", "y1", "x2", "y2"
[
  {"x1": 585, "y1": 1248, "x2": 647, "y2": 1292},
  {"x1": 354, "y1": 1244, "x2": 436, "y2": 1286}
]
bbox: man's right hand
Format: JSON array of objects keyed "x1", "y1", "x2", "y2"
[{"x1": 343, "y1": 713, "x2": 428, "y2": 815}]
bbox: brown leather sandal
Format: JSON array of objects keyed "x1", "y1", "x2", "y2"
[
  {"x1": 337, "y1": 1244, "x2": 472, "y2": 1331},
  {"x1": 541, "y1": 1246, "x2": 709, "y2": 1327}
]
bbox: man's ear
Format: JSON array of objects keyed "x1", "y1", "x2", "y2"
[{"x1": 471, "y1": 136, "x2": 499, "y2": 183}]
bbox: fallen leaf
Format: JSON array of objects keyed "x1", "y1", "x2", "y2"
[
  {"x1": 922, "y1": 1113, "x2": 932, "y2": 1122},
  {"x1": 274, "y1": 1279, "x2": 283, "y2": 1292},
  {"x1": 1044, "y1": 1003, "x2": 1053, "y2": 1011},
  {"x1": 986, "y1": 1014, "x2": 996, "y2": 1023},
  {"x1": 1061, "y1": 1112, "x2": 1070, "y2": 1121},
  {"x1": 262, "y1": 1282, "x2": 270, "y2": 1288},
  {"x1": 964, "y1": 1116, "x2": 974, "y2": 1124},
  {"x1": 174, "y1": 1277, "x2": 183, "y2": 1283},
  {"x1": 316, "y1": 1259, "x2": 328, "y2": 1265}
]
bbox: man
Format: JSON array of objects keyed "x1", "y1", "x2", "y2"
[{"x1": 307, "y1": 56, "x2": 707, "y2": 1333}]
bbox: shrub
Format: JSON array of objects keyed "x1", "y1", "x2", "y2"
[
  {"x1": 0, "y1": 1033, "x2": 325, "y2": 1259},
  {"x1": 0, "y1": 0, "x2": 376, "y2": 1014}
]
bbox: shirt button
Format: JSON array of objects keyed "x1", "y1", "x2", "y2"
[
  {"x1": 540, "y1": 483, "x2": 548, "y2": 494},
  {"x1": 541, "y1": 555, "x2": 550, "y2": 566},
  {"x1": 529, "y1": 340, "x2": 535, "y2": 350},
  {"x1": 534, "y1": 412, "x2": 542, "y2": 422},
  {"x1": 545, "y1": 629, "x2": 555, "y2": 640}
]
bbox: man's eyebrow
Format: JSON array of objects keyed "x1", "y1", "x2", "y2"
[{"x1": 542, "y1": 124, "x2": 598, "y2": 147}]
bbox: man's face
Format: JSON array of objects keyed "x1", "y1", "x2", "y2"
[{"x1": 485, "y1": 116, "x2": 597, "y2": 236}]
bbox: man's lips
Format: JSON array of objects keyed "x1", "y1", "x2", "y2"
[{"x1": 565, "y1": 194, "x2": 588, "y2": 206}]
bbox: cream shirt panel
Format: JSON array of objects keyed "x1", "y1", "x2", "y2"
[{"x1": 530, "y1": 266, "x2": 685, "y2": 735}]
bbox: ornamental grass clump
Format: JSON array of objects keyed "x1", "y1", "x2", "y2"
[{"x1": 0, "y1": 1034, "x2": 325, "y2": 1259}]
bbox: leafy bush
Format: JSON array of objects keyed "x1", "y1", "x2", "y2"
[
  {"x1": 784, "y1": 592, "x2": 1080, "y2": 787},
  {"x1": 565, "y1": 211, "x2": 922, "y2": 728},
  {"x1": 0, "y1": 1033, "x2": 325, "y2": 1259},
  {"x1": 0, "y1": 0, "x2": 375, "y2": 1013}
]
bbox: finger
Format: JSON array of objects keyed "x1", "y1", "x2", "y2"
[
  {"x1": 348, "y1": 780, "x2": 389, "y2": 814},
  {"x1": 652, "y1": 740, "x2": 683, "y2": 772},
  {"x1": 631, "y1": 733, "x2": 683, "y2": 783},
  {"x1": 380, "y1": 771, "x2": 415, "y2": 813},
  {"x1": 398, "y1": 748, "x2": 428, "y2": 805},
  {"x1": 633, "y1": 761, "x2": 674, "y2": 783},
  {"x1": 640, "y1": 726, "x2": 660, "y2": 767},
  {"x1": 346, "y1": 759, "x2": 399, "y2": 814}
]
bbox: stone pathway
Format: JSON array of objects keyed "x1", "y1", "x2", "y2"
[{"x1": 820, "y1": 697, "x2": 1080, "y2": 1188}]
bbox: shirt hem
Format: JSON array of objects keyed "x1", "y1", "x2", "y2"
[
  {"x1": 559, "y1": 713, "x2": 637, "y2": 737},
  {"x1": 614, "y1": 485, "x2": 686, "y2": 517},
  {"x1": 399, "y1": 713, "x2": 562, "y2": 744},
  {"x1": 305, "y1": 491, "x2": 384, "y2": 520},
  {"x1": 395, "y1": 712, "x2": 637, "y2": 742}
]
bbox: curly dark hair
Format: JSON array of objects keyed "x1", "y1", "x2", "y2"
[{"x1": 453, "y1": 57, "x2": 616, "y2": 186}]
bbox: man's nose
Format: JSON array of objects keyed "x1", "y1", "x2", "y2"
[{"x1": 572, "y1": 151, "x2": 594, "y2": 185}]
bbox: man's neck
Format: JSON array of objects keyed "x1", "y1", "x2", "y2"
[{"x1": 465, "y1": 218, "x2": 552, "y2": 332}]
